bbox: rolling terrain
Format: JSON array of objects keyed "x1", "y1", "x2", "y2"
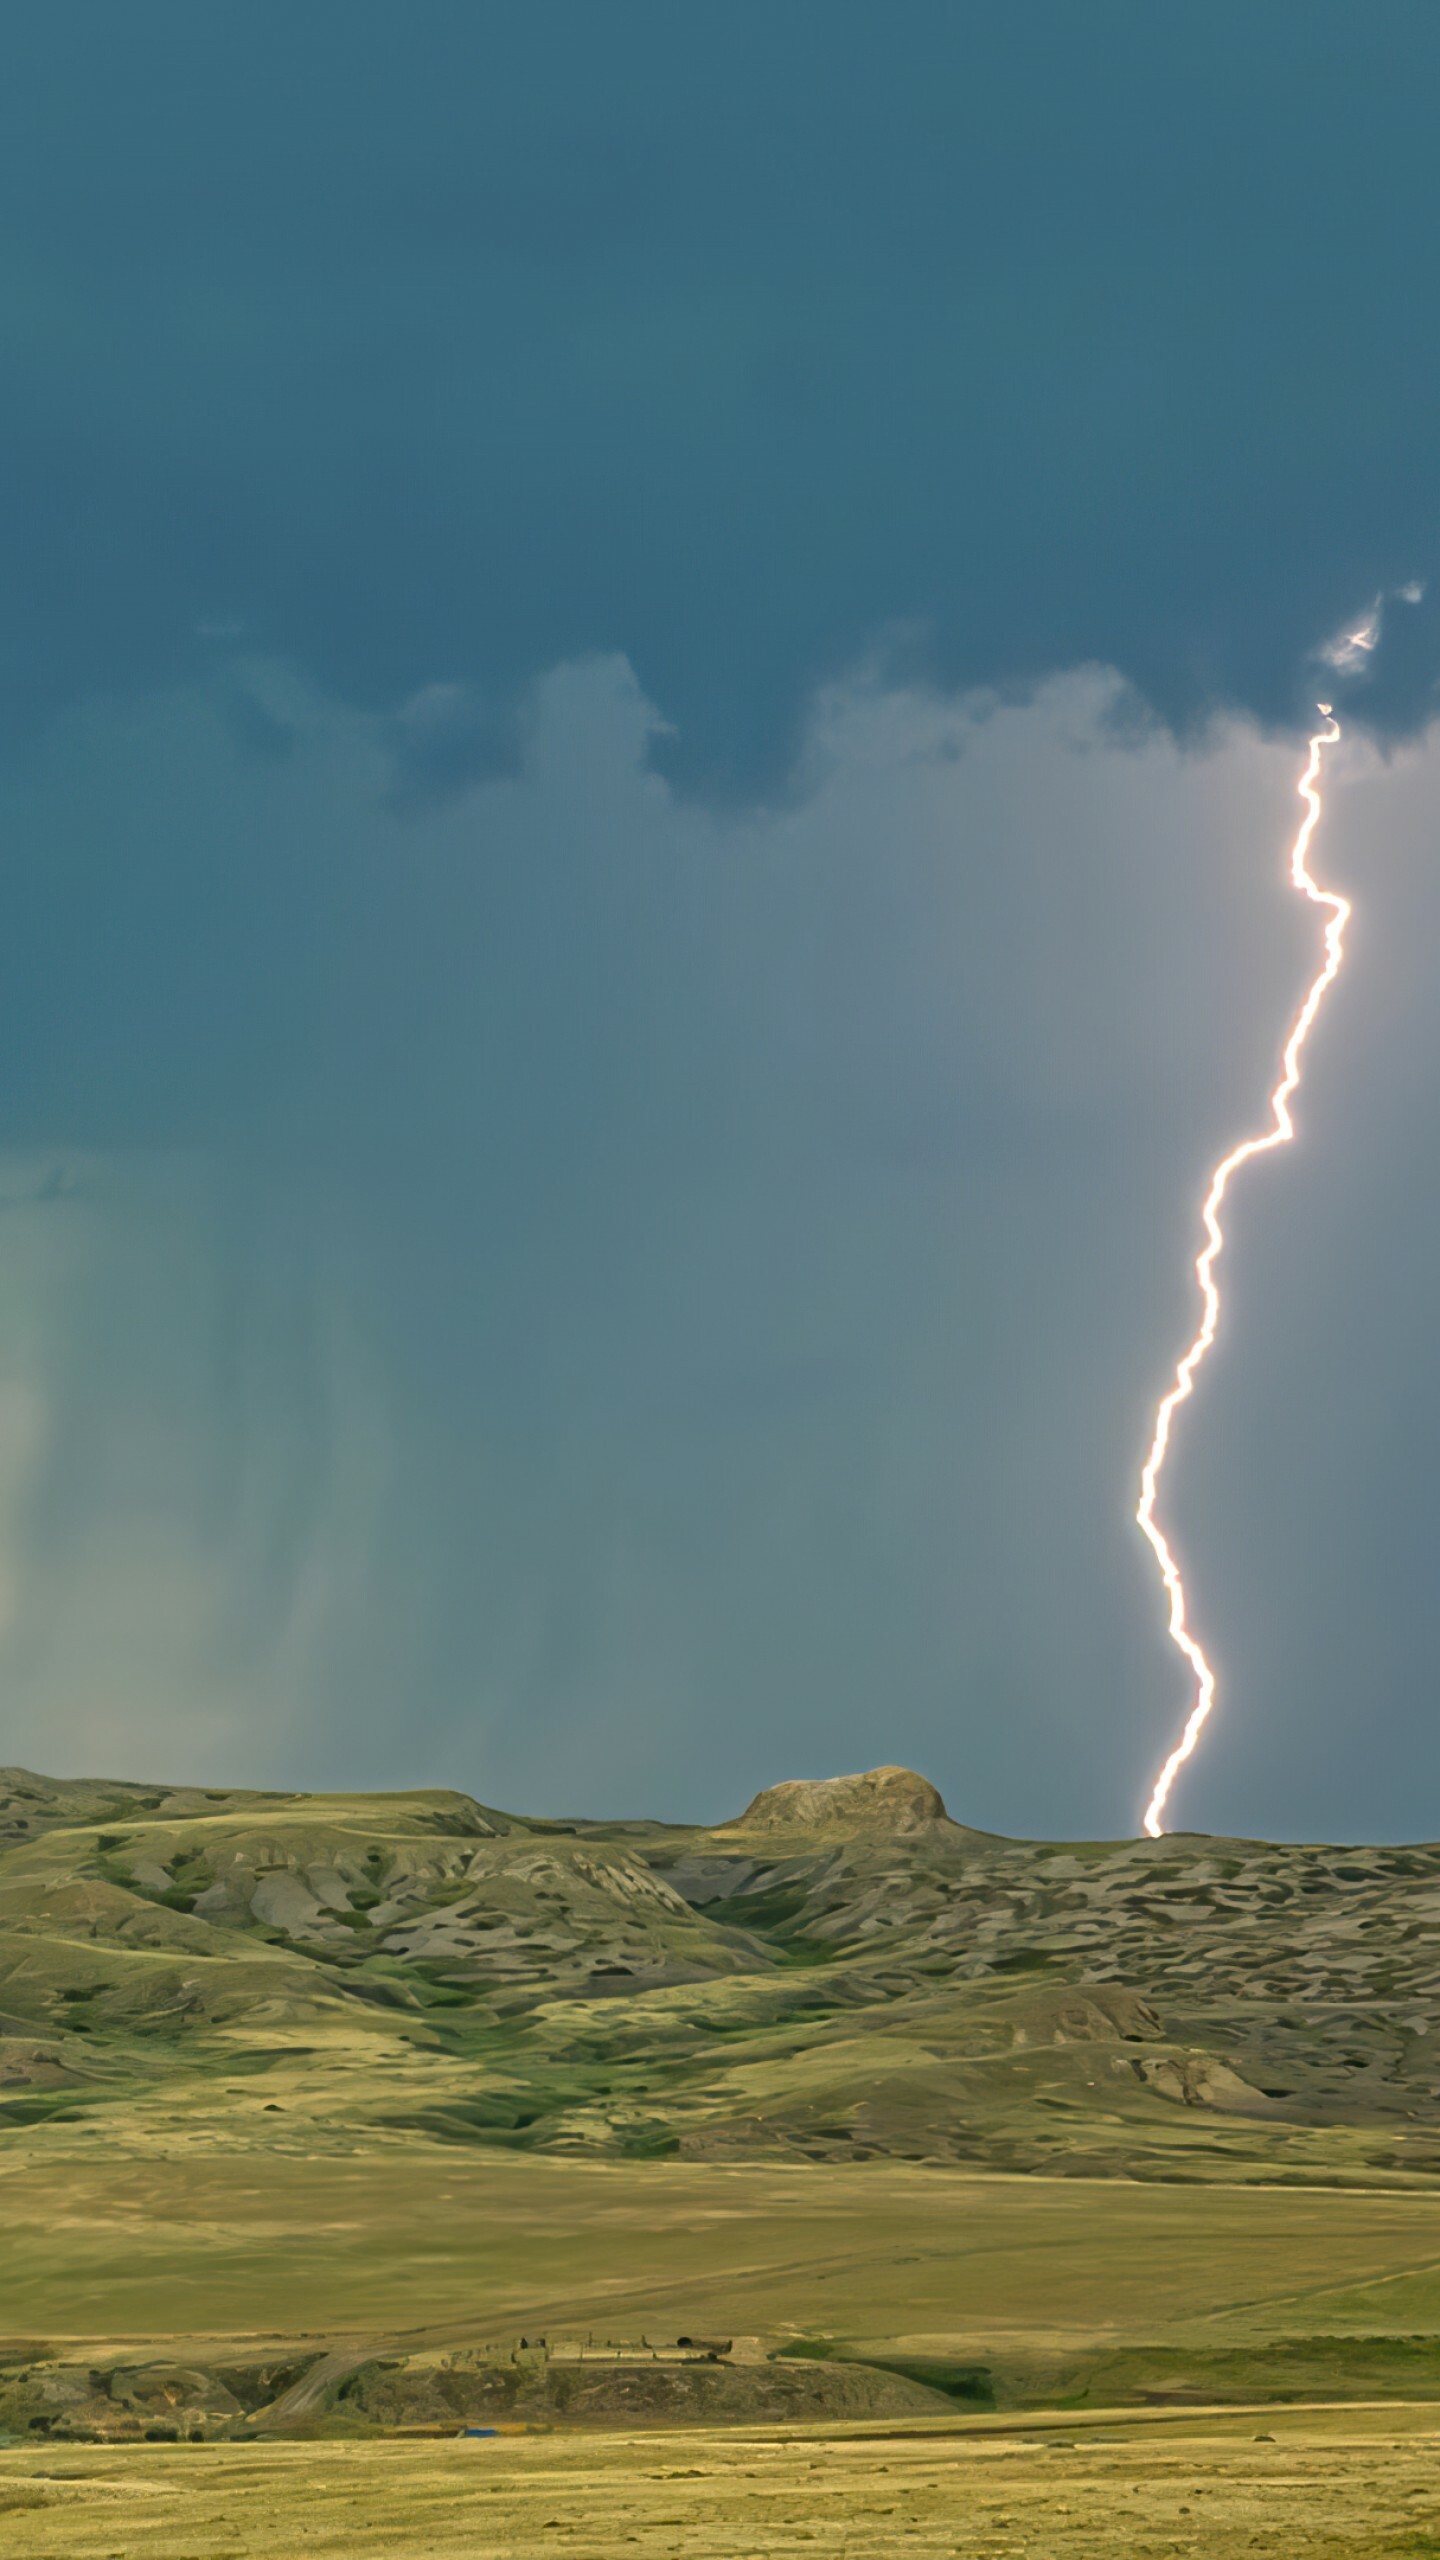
[
  {"x1": 5, "y1": 1758, "x2": 1440, "y2": 2184},
  {"x1": 10, "y1": 1761, "x2": 1440, "y2": 2437}
]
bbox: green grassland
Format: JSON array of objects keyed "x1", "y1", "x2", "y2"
[
  {"x1": 9, "y1": 2146, "x2": 1440, "y2": 2344},
  {"x1": 12, "y1": 1761, "x2": 1440, "y2": 2434},
  {"x1": 10, "y1": 1759, "x2": 1440, "y2": 2188}
]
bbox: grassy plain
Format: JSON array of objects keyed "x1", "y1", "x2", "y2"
[
  {"x1": 6, "y1": 2407, "x2": 1440, "y2": 2557},
  {"x1": 9, "y1": 2146, "x2": 1440, "y2": 2371}
]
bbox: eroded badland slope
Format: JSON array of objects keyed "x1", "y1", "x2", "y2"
[
  {"x1": 4, "y1": 1758, "x2": 1440, "y2": 2183},
  {"x1": 14, "y1": 1764, "x2": 1440, "y2": 2434}
]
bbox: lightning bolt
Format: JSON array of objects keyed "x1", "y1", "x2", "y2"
[{"x1": 1137, "y1": 706, "x2": 1347, "y2": 1838}]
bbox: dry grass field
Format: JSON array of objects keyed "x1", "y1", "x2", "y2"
[
  {"x1": 5, "y1": 2407, "x2": 1440, "y2": 2557},
  {"x1": 8, "y1": 2146, "x2": 1440, "y2": 2354}
]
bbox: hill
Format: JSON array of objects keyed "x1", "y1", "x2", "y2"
[
  {"x1": 4, "y1": 1758, "x2": 1440, "y2": 2185},
  {"x1": 13, "y1": 1761, "x2": 1440, "y2": 2435}
]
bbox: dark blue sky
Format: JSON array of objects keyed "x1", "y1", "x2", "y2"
[
  {"x1": 2, "y1": 3, "x2": 1439, "y2": 1837},
  {"x1": 7, "y1": 3, "x2": 1440, "y2": 783}
]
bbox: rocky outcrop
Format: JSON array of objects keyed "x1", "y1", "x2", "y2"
[
  {"x1": 732, "y1": 1766, "x2": 951, "y2": 1835},
  {"x1": 1130, "y1": 2051, "x2": 1281, "y2": 2114}
]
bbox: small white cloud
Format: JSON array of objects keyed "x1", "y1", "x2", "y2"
[
  {"x1": 1317, "y1": 579, "x2": 1426, "y2": 678},
  {"x1": 1318, "y1": 597, "x2": 1383, "y2": 673}
]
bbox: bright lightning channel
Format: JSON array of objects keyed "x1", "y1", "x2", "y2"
[{"x1": 1137, "y1": 706, "x2": 1347, "y2": 1839}]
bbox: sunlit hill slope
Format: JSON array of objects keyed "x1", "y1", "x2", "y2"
[{"x1": 5, "y1": 1760, "x2": 1440, "y2": 2185}]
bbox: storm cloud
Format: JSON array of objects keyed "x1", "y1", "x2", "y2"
[
  {"x1": 4, "y1": 4, "x2": 1440, "y2": 787},
  {"x1": 0, "y1": 654, "x2": 1432, "y2": 1840},
  {"x1": 4, "y1": 7, "x2": 1440, "y2": 1837}
]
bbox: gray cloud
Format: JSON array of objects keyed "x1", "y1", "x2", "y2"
[
  {"x1": 3, "y1": 5, "x2": 1440, "y2": 788},
  {"x1": 6, "y1": 7, "x2": 1440, "y2": 1843},
  {"x1": 0, "y1": 657, "x2": 1429, "y2": 1839}
]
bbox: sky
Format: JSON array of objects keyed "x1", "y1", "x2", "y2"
[{"x1": 3, "y1": 3, "x2": 1440, "y2": 1838}]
